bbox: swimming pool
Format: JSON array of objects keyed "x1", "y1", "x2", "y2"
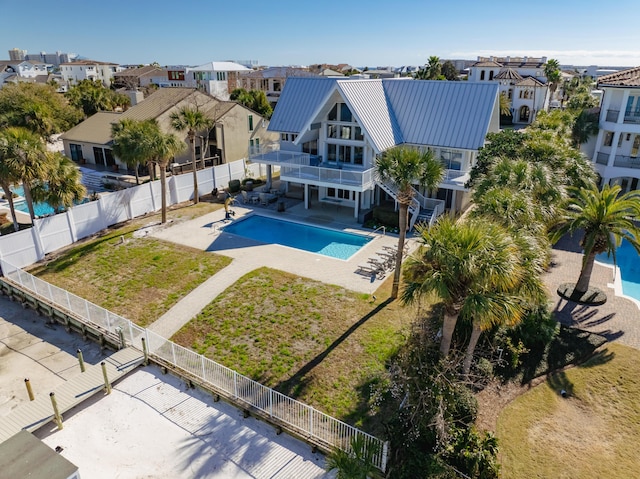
[
  {"x1": 597, "y1": 240, "x2": 640, "y2": 302},
  {"x1": 11, "y1": 185, "x2": 86, "y2": 217},
  {"x1": 222, "y1": 215, "x2": 372, "y2": 260}
]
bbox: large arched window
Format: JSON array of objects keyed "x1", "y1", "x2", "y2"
[
  {"x1": 489, "y1": 71, "x2": 494, "y2": 80},
  {"x1": 480, "y1": 70, "x2": 485, "y2": 80},
  {"x1": 519, "y1": 105, "x2": 530, "y2": 122}
]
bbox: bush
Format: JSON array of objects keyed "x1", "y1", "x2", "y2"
[
  {"x1": 373, "y1": 206, "x2": 399, "y2": 228},
  {"x1": 228, "y1": 179, "x2": 241, "y2": 193}
]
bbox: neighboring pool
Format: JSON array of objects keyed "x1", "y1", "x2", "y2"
[
  {"x1": 11, "y1": 185, "x2": 86, "y2": 217},
  {"x1": 222, "y1": 215, "x2": 372, "y2": 260},
  {"x1": 597, "y1": 240, "x2": 640, "y2": 302}
]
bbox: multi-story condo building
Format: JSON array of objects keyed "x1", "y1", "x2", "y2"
[
  {"x1": 592, "y1": 66, "x2": 640, "y2": 193},
  {"x1": 186, "y1": 61, "x2": 250, "y2": 100},
  {"x1": 250, "y1": 77, "x2": 500, "y2": 227},
  {"x1": 60, "y1": 60, "x2": 120, "y2": 87}
]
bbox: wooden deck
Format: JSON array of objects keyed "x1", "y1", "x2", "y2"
[{"x1": 0, "y1": 347, "x2": 144, "y2": 444}]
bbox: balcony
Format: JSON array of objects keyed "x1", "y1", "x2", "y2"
[
  {"x1": 613, "y1": 155, "x2": 640, "y2": 169},
  {"x1": 596, "y1": 151, "x2": 609, "y2": 165},
  {"x1": 606, "y1": 109, "x2": 640, "y2": 124},
  {"x1": 250, "y1": 144, "x2": 375, "y2": 190}
]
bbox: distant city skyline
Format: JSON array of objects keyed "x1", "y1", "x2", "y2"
[{"x1": 2, "y1": 0, "x2": 639, "y2": 68}]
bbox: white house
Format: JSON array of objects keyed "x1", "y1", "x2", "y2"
[
  {"x1": 59, "y1": 60, "x2": 120, "y2": 87},
  {"x1": 250, "y1": 77, "x2": 500, "y2": 227},
  {"x1": 186, "y1": 61, "x2": 250, "y2": 100},
  {"x1": 238, "y1": 66, "x2": 319, "y2": 106},
  {"x1": 591, "y1": 66, "x2": 640, "y2": 193},
  {"x1": 468, "y1": 56, "x2": 549, "y2": 124}
]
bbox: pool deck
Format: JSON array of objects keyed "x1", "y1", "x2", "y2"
[
  {"x1": 147, "y1": 202, "x2": 407, "y2": 338},
  {"x1": 544, "y1": 234, "x2": 640, "y2": 350}
]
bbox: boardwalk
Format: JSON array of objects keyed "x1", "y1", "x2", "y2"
[{"x1": 0, "y1": 347, "x2": 143, "y2": 443}]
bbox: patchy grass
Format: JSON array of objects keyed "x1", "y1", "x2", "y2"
[
  {"x1": 496, "y1": 342, "x2": 640, "y2": 478},
  {"x1": 30, "y1": 202, "x2": 230, "y2": 327},
  {"x1": 172, "y1": 267, "x2": 415, "y2": 431}
]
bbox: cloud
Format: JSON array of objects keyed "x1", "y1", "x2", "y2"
[{"x1": 448, "y1": 50, "x2": 640, "y2": 66}]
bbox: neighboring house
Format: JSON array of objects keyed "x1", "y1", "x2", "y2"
[
  {"x1": 59, "y1": 60, "x2": 120, "y2": 87},
  {"x1": 185, "y1": 61, "x2": 251, "y2": 100},
  {"x1": 150, "y1": 66, "x2": 190, "y2": 88},
  {"x1": 237, "y1": 67, "x2": 319, "y2": 106},
  {"x1": 0, "y1": 60, "x2": 51, "y2": 88},
  {"x1": 112, "y1": 65, "x2": 164, "y2": 89},
  {"x1": 61, "y1": 87, "x2": 277, "y2": 171},
  {"x1": 250, "y1": 78, "x2": 500, "y2": 226},
  {"x1": 468, "y1": 56, "x2": 549, "y2": 124},
  {"x1": 591, "y1": 66, "x2": 640, "y2": 193}
]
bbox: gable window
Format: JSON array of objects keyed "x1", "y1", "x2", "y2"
[
  {"x1": 340, "y1": 103, "x2": 352, "y2": 122},
  {"x1": 328, "y1": 104, "x2": 338, "y2": 121},
  {"x1": 354, "y1": 126, "x2": 364, "y2": 141}
]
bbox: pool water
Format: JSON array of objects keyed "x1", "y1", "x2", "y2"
[
  {"x1": 222, "y1": 215, "x2": 372, "y2": 260},
  {"x1": 597, "y1": 240, "x2": 640, "y2": 301},
  {"x1": 11, "y1": 185, "x2": 86, "y2": 217}
]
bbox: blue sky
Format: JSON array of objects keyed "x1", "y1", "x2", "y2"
[{"x1": 2, "y1": 0, "x2": 639, "y2": 68}]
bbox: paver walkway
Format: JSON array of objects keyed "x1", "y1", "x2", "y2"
[{"x1": 544, "y1": 235, "x2": 640, "y2": 350}]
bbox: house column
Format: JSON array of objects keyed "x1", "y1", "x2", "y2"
[
  {"x1": 617, "y1": 90, "x2": 631, "y2": 123},
  {"x1": 450, "y1": 190, "x2": 457, "y2": 217},
  {"x1": 607, "y1": 132, "x2": 622, "y2": 167},
  {"x1": 304, "y1": 184, "x2": 309, "y2": 210},
  {"x1": 266, "y1": 165, "x2": 272, "y2": 190},
  {"x1": 354, "y1": 191, "x2": 360, "y2": 219}
]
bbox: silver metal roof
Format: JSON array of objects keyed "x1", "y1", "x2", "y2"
[
  {"x1": 383, "y1": 80, "x2": 499, "y2": 150},
  {"x1": 268, "y1": 77, "x2": 337, "y2": 133},
  {"x1": 339, "y1": 80, "x2": 403, "y2": 153},
  {"x1": 269, "y1": 78, "x2": 498, "y2": 151}
]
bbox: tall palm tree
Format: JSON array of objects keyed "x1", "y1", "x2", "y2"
[
  {"x1": 402, "y1": 217, "x2": 523, "y2": 357},
  {"x1": 0, "y1": 131, "x2": 21, "y2": 231},
  {"x1": 31, "y1": 152, "x2": 86, "y2": 213},
  {"x1": 170, "y1": 106, "x2": 213, "y2": 205},
  {"x1": 544, "y1": 59, "x2": 562, "y2": 106},
  {"x1": 551, "y1": 183, "x2": 640, "y2": 295},
  {"x1": 146, "y1": 121, "x2": 185, "y2": 224},
  {"x1": 1, "y1": 127, "x2": 49, "y2": 220},
  {"x1": 376, "y1": 146, "x2": 444, "y2": 299},
  {"x1": 426, "y1": 56, "x2": 442, "y2": 80},
  {"x1": 499, "y1": 93, "x2": 512, "y2": 117}
]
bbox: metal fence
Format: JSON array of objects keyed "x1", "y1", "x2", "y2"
[{"x1": 0, "y1": 259, "x2": 389, "y2": 472}]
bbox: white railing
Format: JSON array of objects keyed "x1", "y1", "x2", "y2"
[
  {"x1": 0, "y1": 259, "x2": 389, "y2": 472},
  {"x1": 280, "y1": 164, "x2": 375, "y2": 189}
]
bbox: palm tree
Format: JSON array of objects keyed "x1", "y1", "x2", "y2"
[
  {"x1": 551, "y1": 183, "x2": 640, "y2": 296},
  {"x1": 0, "y1": 131, "x2": 22, "y2": 231},
  {"x1": 111, "y1": 119, "x2": 155, "y2": 185},
  {"x1": 403, "y1": 217, "x2": 523, "y2": 357},
  {"x1": 426, "y1": 56, "x2": 442, "y2": 80},
  {"x1": 1, "y1": 127, "x2": 49, "y2": 220},
  {"x1": 146, "y1": 121, "x2": 185, "y2": 224},
  {"x1": 170, "y1": 107, "x2": 213, "y2": 205},
  {"x1": 499, "y1": 93, "x2": 512, "y2": 117},
  {"x1": 31, "y1": 152, "x2": 86, "y2": 213},
  {"x1": 544, "y1": 59, "x2": 562, "y2": 106},
  {"x1": 376, "y1": 146, "x2": 444, "y2": 299}
]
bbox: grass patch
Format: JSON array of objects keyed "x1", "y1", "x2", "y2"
[
  {"x1": 497, "y1": 342, "x2": 640, "y2": 478},
  {"x1": 30, "y1": 202, "x2": 230, "y2": 327},
  {"x1": 172, "y1": 267, "x2": 414, "y2": 431}
]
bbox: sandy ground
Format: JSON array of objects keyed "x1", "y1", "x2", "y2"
[{"x1": 0, "y1": 296, "x2": 331, "y2": 478}]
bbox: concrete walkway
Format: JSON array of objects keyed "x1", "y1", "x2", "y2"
[{"x1": 544, "y1": 235, "x2": 640, "y2": 350}]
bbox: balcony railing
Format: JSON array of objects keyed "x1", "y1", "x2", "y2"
[
  {"x1": 613, "y1": 155, "x2": 640, "y2": 169},
  {"x1": 606, "y1": 109, "x2": 640, "y2": 124},
  {"x1": 250, "y1": 144, "x2": 374, "y2": 189},
  {"x1": 596, "y1": 151, "x2": 609, "y2": 165}
]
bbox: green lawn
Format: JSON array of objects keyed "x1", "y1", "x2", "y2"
[
  {"x1": 30, "y1": 202, "x2": 230, "y2": 327},
  {"x1": 172, "y1": 267, "x2": 414, "y2": 431},
  {"x1": 497, "y1": 342, "x2": 640, "y2": 478}
]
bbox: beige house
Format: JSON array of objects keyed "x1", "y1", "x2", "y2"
[{"x1": 60, "y1": 88, "x2": 278, "y2": 172}]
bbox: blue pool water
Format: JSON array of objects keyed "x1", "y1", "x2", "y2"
[
  {"x1": 597, "y1": 240, "x2": 640, "y2": 301},
  {"x1": 11, "y1": 185, "x2": 85, "y2": 217},
  {"x1": 222, "y1": 215, "x2": 372, "y2": 260}
]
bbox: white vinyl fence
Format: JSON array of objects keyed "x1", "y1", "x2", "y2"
[
  {"x1": 0, "y1": 259, "x2": 388, "y2": 472},
  {"x1": 0, "y1": 160, "x2": 270, "y2": 269}
]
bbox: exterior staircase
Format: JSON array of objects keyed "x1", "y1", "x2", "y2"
[
  {"x1": 376, "y1": 179, "x2": 445, "y2": 230},
  {"x1": 81, "y1": 172, "x2": 108, "y2": 194}
]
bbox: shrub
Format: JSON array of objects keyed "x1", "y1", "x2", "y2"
[
  {"x1": 228, "y1": 179, "x2": 241, "y2": 193},
  {"x1": 373, "y1": 206, "x2": 399, "y2": 228}
]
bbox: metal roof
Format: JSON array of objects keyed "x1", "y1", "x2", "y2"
[
  {"x1": 383, "y1": 80, "x2": 498, "y2": 150},
  {"x1": 268, "y1": 77, "x2": 337, "y2": 133},
  {"x1": 187, "y1": 61, "x2": 250, "y2": 72},
  {"x1": 338, "y1": 80, "x2": 403, "y2": 152},
  {"x1": 269, "y1": 78, "x2": 498, "y2": 151}
]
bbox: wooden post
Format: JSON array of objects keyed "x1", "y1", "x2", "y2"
[
  {"x1": 141, "y1": 337, "x2": 149, "y2": 366},
  {"x1": 77, "y1": 349, "x2": 86, "y2": 373},
  {"x1": 116, "y1": 327, "x2": 125, "y2": 350},
  {"x1": 101, "y1": 361, "x2": 111, "y2": 394},
  {"x1": 24, "y1": 378, "x2": 34, "y2": 401},
  {"x1": 49, "y1": 392, "x2": 63, "y2": 429}
]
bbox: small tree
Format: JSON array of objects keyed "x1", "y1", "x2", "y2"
[
  {"x1": 325, "y1": 436, "x2": 379, "y2": 479},
  {"x1": 31, "y1": 152, "x2": 86, "y2": 213}
]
